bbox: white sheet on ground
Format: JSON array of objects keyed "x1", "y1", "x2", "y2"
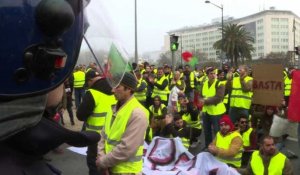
[
  {"x1": 143, "y1": 137, "x2": 240, "y2": 175},
  {"x1": 67, "y1": 146, "x2": 87, "y2": 155}
]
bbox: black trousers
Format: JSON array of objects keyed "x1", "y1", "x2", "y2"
[{"x1": 86, "y1": 143, "x2": 105, "y2": 175}]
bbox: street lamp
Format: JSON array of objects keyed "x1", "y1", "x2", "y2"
[
  {"x1": 205, "y1": 0, "x2": 224, "y2": 68},
  {"x1": 134, "y1": 0, "x2": 138, "y2": 65}
]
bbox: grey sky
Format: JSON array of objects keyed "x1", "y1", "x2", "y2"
[{"x1": 89, "y1": 0, "x2": 300, "y2": 55}]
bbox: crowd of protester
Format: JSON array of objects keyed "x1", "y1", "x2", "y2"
[{"x1": 59, "y1": 61, "x2": 297, "y2": 174}]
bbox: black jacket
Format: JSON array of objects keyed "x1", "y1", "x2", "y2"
[{"x1": 76, "y1": 78, "x2": 113, "y2": 121}]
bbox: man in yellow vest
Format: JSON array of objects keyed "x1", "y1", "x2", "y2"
[
  {"x1": 134, "y1": 70, "x2": 148, "y2": 107},
  {"x1": 177, "y1": 93, "x2": 202, "y2": 148},
  {"x1": 77, "y1": 70, "x2": 115, "y2": 175},
  {"x1": 208, "y1": 115, "x2": 243, "y2": 168},
  {"x1": 96, "y1": 72, "x2": 149, "y2": 175},
  {"x1": 161, "y1": 113, "x2": 192, "y2": 149},
  {"x1": 237, "y1": 115, "x2": 257, "y2": 167},
  {"x1": 183, "y1": 65, "x2": 196, "y2": 101},
  {"x1": 226, "y1": 64, "x2": 253, "y2": 124},
  {"x1": 149, "y1": 67, "x2": 169, "y2": 106},
  {"x1": 199, "y1": 67, "x2": 226, "y2": 148},
  {"x1": 284, "y1": 67, "x2": 294, "y2": 107},
  {"x1": 73, "y1": 66, "x2": 86, "y2": 108},
  {"x1": 239, "y1": 135, "x2": 293, "y2": 175},
  {"x1": 149, "y1": 95, "x2": 168, "y2": 137}
]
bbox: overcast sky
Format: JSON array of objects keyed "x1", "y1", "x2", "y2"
[{"x1": 88, "y1": 0, "x2": 300, "y2": 56}]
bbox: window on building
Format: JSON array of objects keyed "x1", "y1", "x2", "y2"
[
  {"x1": 271, "y1": 18, "x2": 279, "y2": 22},
  {"x1": 257, "y1": 19, "x2": 263, "y2": 24}
]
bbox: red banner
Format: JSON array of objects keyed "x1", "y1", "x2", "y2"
[{"x1": 288, "y1": 70, "x2": 300, "y2": 122}]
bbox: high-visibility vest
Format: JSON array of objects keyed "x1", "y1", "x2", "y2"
[
  {"x1": 164, "y1": 73, "x2": 172, "y2": 95},
  {"x1": 164, "y1": 72, "x2": 173, "y2": 84},
  {"x1": 241, "y1": 127, "x2": 253, "y2": 147},
  {"x1": 134, "y1": 78, "x2": 147, "y2": 102},
  {"x1": 198, "y1": 74, "x2": 207, "y2": 84},
  {"x1": 152, "y1": 76, "x2": 169, "y2": 101},
  {"x1": 181, "y1": 113, "x2": 202, "y2": 130},
  {"x1": 223, "y1": 94, "x2": 229, "y2": 104},
  {"x1": 215, "y1": 131, "x2": 243, "y2": 168},
  {"x1": 73, "y1": 71, "x2": 85, "y2": 88},
  {"x1": 103, "y1": 97, "x2": 148, "y2": 173},
  {"x1": 85, "y1": 67, "x2": 92, "y2": 73},
  {"x1": 86, "y1": 89, "x2": 116, "y2": 133},
  {"x1": 178, "y1": 128, "x2": 190, "y2": 149},
  {"x1": 284, "y1": 77, "x2": 292, "y2": 96},
  {"x1": 202, "y1": 79, "x2": 226, "y2": 115},
  {"x1": 230, "y1": 76, "x2": 253, "y2": 109},
  {"x1": 190, "y1": 71, "x2": 196, "y2": 89},
  {"x1": 219, "y1": 80, "x2": 228, "y2": 104},
  {"x1": 180, "y1": 72, "x2": 184, "y2": 79},
  {"x1": 250, "y1": 151, "x2": 286, "y2": 175},
  {"x1": 171, "y1": 79, "x2": 185, "y2": 92},
  {"x1": 149, "y1": 104, "x2": 166, "y2": 119}
]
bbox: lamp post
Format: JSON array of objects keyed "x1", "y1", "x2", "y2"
[
  {"x1": 134, "y1": 0, "x2": 138, "y2": 65},
  {"x1": 205, "y1": 0, "x2": 223, "y2": 68}
]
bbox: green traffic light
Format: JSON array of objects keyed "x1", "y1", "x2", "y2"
[{"x1": 171, "y1": 43, "x2": 178, "y2": 51}]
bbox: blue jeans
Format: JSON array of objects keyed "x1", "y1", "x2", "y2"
[
  {"x1": 229, "y1": 107, "x2": 249, "y2": 124},
  {"x1": 74, "y1": 88, "x2": 85, "y2": 109},
  {"x1": 202, "y1": 112, "x2": 222, "y2": 147}
]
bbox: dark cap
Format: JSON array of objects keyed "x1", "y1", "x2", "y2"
[
  {"x1": 120, "y1": 72, "x2": 137, "y2": 90},
  {"x1": 85, "y1": 70, "x2": 99, "y2": 82}
]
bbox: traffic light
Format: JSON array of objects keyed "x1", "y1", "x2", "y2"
[
  {"x1": 170, "y1": 34, "x2": 179, "y2": 51},
  {"x1": 295, "y1": 46, "x2": 300, "y2": 55}
]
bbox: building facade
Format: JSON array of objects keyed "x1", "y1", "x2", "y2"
[{"x1": 166, "y1": 9, "x2": 300, "y2": 62}]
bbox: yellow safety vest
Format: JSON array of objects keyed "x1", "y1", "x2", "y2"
[
  {"x1": 73, "y1": 71, "x2": 85, "y2": 88},
  {"x1": 180, "y1": 72, "x2": 184, "y2": 79},
  {"x1": 149, "y1": 104, "x2": 166, "y2": 119},
  {"x1": 241, "y1": 127, "x2": 253, "y2": 147},
  {"x1": 216, "y1": 131, "x2": 243, "y2": 168},
  {"x1": 86, "y1": 89, "x2": 116, "y2": 133},
  {"x1": 219, "y1": 80, "x2": 228, "y2": 104},
  {"x1": 85, "y1": 67, "x2": 92, "y2": 73},
  {"x1": 190, "y1": 71, "x2": 196, "y2": 89},
  {"x1": 223, "y1": 94, "x2": 229, "y2": 104},
  {"x1": 284, "y1": 77, "x2": 292, "y2": 96},
  {"x1": 250, "y1": 150, "x2": 286, "y2": 175},
  {"x1": 230, "y1": 76, "x2": 253, "y2": 109},
  {"x1": 134, "y1": 78, "x2": 147, "y2": 102},
  {"x1": 182, "y1": 113, "x2": 202, "y2": 130},
  {"x1": 152, "y1": 76, "x2": 169, "y2": 101},
  {"x1": 178, "y1": 128, "x2": 190, "y2": 149},
  {"x1": 104, "y1": 97, "x2": 148, "y2": 173},
  {"x1": 202, "y1": 79, "x2": 226, "y2": 115}
]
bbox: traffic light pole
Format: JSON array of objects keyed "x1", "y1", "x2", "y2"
[
  {"x1": 170, "y1": 34, "x2": 179, "y2": 73},
  {"x1": 171, "y1": 51, "x2": 175, "y2": 73}
]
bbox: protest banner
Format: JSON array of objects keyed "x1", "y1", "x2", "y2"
[{"x1": 252, "y1": 64, "x2": 283, "y2": 106}]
